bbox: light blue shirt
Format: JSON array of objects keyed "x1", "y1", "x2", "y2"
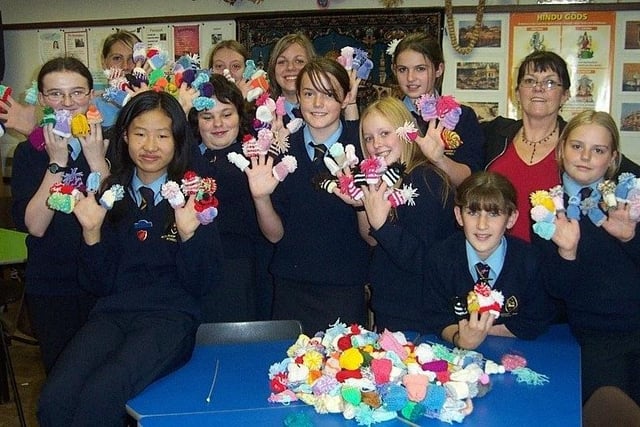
[
  {"x1": 562, "y1": 172, "x2": 602, "y2": 200},
  {"x1": 131, "y1": 170, "x2": 166, "y2": 207},
  {"x1": 303, "y1": 121, "x2": 344, "y2": 161},
  {"x1": 285, "y1": 99, "x2": 300, "y2": 121},
  {"x1": 465, "y1": 236, "x2": 507, "y2": 287}
]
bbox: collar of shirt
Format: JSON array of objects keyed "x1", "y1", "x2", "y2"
[
  {"x1": 68, "y1": 137, "x2": 81, "y2": 161},
  {"x1": 131, "y1": 170, "x2": 167, "y2": 207},
  {"x1": 285, "y1": 100, "x2": 299, "y2": 119},
  {"x1": 304, "y1": 121, "x2": 344, "y2": 161},
  {"x1": 465, "y1": 236, "x2": 507, "y2": 286},
  {"x1": 562, "y1": 172, "x2": 603, "y2": 199},
  {"x1": 198, "y1": 142, "x2": 207, "y2": 155}
]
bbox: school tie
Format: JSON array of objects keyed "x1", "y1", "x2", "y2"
[
  {"x1": 579, "y1": 187, "x2": 593, "y2": 202},
  {"x1": 139, "y1": 186, "x2": 154, "y2": 211},
  {"x1": 291, "y1": 107, "x2": 302, "y2": 119},
  {"x1": 310, "y1": 142, "x2": 327, "y2": 163},
  {"x1": 411, "y1": 111, "x2": 427, "y2": 136},
  {"x1": 475, "y1": 262, "x2": 491, "y2": 285}
]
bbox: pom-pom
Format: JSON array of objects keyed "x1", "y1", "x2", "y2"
[
  {"x1": 25, "y1": 81, "x2": 38, "y2": 105},
  {"x1": 272, "y1": 155, "x2": 298, "y2": 182},
  {"x1": 386, "y1": 39, "x2": 401, "y2": 56},
  {"x1": 85, "y1": 105, "x2": 103, "y2": 124},
  {"x1": 193, "y1": 97, "x2": 215, "y2": 111},
  {"x1": 52, "y1": 110, "x2": 72, "y2": 138},
  {"x1": 161, "y1": 181, "x2": 186, "y2": 208},
  {"x1": 28, "y1": 127, "x2": 46, "y2": 151},
  {"x1": 227, "y1": 152, "x2": 250, "y2": 172},
  {"x1": 86, "y1": 172, "x2": 101, "y2": 193},
  {"x1": 396, "y1": 121, "x2": 419, "y2": 143},
  {"x1": 71, "y1": 113, "x2": 90, "y2": 137},
  {"x1": 99, "y1": 184, "x2": 125, "y2": 210},
  {"x1": 181, "y1": 171, "x2": 202, "y2": 196}
]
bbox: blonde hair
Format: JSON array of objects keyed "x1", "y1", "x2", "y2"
[
  {"x1": 101, "y1": 30, "x2": 140, "y2": 61},
  {"x1": 359, "y1": 96, "x2": 451, "y2": 203},
  {"x1": 556, "y1": 110, "x2": 621, "y2": 179}
]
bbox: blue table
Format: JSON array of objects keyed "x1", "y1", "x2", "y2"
[{"x1": 127, "y1": 324, "x2": 581, "y2": 426}]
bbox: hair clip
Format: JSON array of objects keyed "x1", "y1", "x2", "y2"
[{"x1": 386, "y1": 38, "x2": 401, "y2": 56}]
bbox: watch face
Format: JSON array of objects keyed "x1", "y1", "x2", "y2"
[{"x1": 48, "y1": 163, "x2": 67, "y2": 173}]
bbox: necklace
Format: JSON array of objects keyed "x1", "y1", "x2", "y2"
[{"x1": 521, "y1": 123, "x2": 558, "y2": 164}]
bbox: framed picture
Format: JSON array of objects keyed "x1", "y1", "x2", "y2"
[
  {"x1": 237, "y1": 9, "x2": 443, "y2": 106},
  {"x1": 458, "y1": 19, "x2": 502, "y2": 48},
  {"x1": 456, "y1": 61, "x2": 500, "y2": 90}
]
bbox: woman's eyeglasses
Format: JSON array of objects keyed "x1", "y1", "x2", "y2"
[
  {"x1": 42, "y1": 90, "x2": 90, "y2": 103},
  {"x1": 520, "y1": 78, "x2": 563, "y2": 90}
]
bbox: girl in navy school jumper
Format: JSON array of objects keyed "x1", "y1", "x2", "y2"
[
  {"x1": 425, "y1": 171, "x2": 554, "y2": 350},
  {"x1": 245, "y1": 57, "x2": 369, "y2": 334},
  {"x1": 188, "y1": 73, "x2": 265, "y2": 322},
  {"x1": 11, "y1": 57, "x2": 110, "y2": 374},
  {"x1": 37, "y1": 91, "x2": 222, "y2": 427},
  {"x1": 534, "y1": 111, "x2": 640, "y2": 405},
  {"x1": 349, "y1": 96, "x2": 456, "y2": 334},
  {"x1": 391, "y1": 33, "x2": 485, "y2": 187}
]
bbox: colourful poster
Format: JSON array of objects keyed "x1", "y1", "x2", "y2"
[
  {"x1": 173, "y1": 24, "x2": 200, "y2": 61},
  {"x1": 509, "y1": 11, "x2": 616, "y2": 119}
]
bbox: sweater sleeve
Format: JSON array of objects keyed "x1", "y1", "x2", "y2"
[
  {"x1": 175, "y1": 221, "x2": 223, "y2": 298},
  {"x1": 78, "y1": 224, "x2": 120, "y2": 297},
  {"x1": 10, "y1": 141, "x2": 44, "y2": 232},
  {"x1": 451, "y1": 105, "x2": 485, "y2": 173},
  {"x1": 423, "y1": 237, "x2": 465, "y2": 336},
  {"x1": 370, "y1": 168, "x2": 454, "y2": 276}
]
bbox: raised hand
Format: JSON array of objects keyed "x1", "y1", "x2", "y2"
[
  {"x1": 415, "y1": 119, "x2": 446, "y2": 165},
  {"x1": 78, "y1": 123, "x2": 108, "y2": 166},
  {"x1": 602, "y1": 202, "x2": 638, "y2": 242},
  {"x1": 457, "y1": 311, "x2": 494, "y2": 349},
  {"x1": 43, "y1": 124, "x2": 71, "y2": 165},
  {"x1": 245, "y1": 155, "x2": 279, "y2": 199},
  {"x1": 361, "y1": 181, "x2": 391, "y2": 230},
  {"x1": 73, "y1": 192, "x2": 107, "y2": 245},
  {"x1": 552, "y1": 212, "x2": 580, "y2": 260},
  {"x1": 174, "y1": 196, "x2": 200, "y2": 242},
  {"x1": 0, "y1": 95, "x2": 38, "y2": 136}
]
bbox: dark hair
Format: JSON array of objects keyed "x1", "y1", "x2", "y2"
[
  {"x1": 188, "y1": 73, "x2": 252, "y2": 140},
  {"x1": 455, "y1": 171, "x2": 517, "y2": 215},
  {"x1": 208, "y1": 40, "x2": 249, "y2": 69},
  {"x1": 104, "y1": 91, "x2": 192, "y2": 222},
  {"x1": 516, "y1": 51, "x2": 571, "y2": 91},
  {"x1": 295, "y1": 57, "x2": 350, "y2": 104},
  {"x1": 37, "y1": 56, "x2": 93, "y2": 92},
  {"x1": 392, "y1": 33, "x2": 444, "y2": 93},
  {"x1": 101, "y1": 30, "x2": 141, "y2": 61},
  {"x1": 267, "y1": 33, "x2": 316, "y2": 98}
]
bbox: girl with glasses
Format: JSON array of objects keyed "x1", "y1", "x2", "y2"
[{"x1": 11, "y1": 56, "x2": 111, "y2": 374}]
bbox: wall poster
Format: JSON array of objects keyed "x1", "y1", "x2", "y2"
[{"x1": 508, "y1": 11, "x2": 615, "y2": 120}]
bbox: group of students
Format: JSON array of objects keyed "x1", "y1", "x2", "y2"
[{"x1": 2, "y1": 27, "x2": 639, "y2": 425}]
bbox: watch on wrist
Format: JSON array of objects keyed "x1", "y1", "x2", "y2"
[{"x1": 47, "y1": 163, "x2": 70, "y2": 174}]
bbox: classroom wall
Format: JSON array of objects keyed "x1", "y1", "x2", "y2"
[{"x1": 1, "y1": 0, "x2": 640, "y2": 177}]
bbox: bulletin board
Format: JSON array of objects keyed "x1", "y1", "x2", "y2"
[
  {"x1": 508, "y1": 11, "x2": 616, "y2": 120},
  {"x1": 34, "y1": 20, "x2": 236, "y2": 90}
]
